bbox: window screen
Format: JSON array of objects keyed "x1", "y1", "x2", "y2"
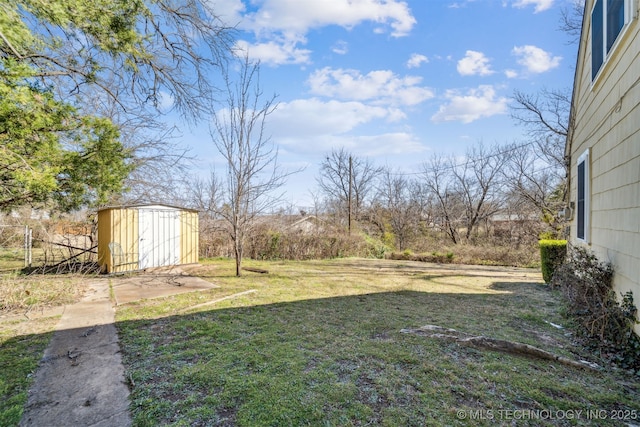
[
  {"x1": 577, "y1": 160, "x2": 586, "y2": 240},
  {"x1": 607, "y1": 0, "x2": 625, "y2": 52},
  {"x1": 592, "y1": 0, "x2": 604, "y2": 79}
]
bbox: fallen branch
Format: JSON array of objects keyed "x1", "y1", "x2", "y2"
[
  {"x1": 37, "y1": 239, "x2": 97, "y2": 253},
  {"x1": 242, "y1": 267, "x2": 269, "y2": 274},
  {"x1": 401, "y1": 325, "x2": 599, "y2": 371},
  {"x1": 46, "y1": 245, "x2": 98, "y2": 268}
]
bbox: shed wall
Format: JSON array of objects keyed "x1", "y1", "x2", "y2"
[
  {"x1": 97, "y1": 208, "x2": 139, "y2": 273},
  {"x1": 180, "y1": 210, "x2": 199, "y2": 265},
  {"x1": 98, "y1": 205, "x2": 198, "y2": 273}
]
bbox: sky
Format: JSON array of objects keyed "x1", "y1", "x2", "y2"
[{"x1": 177, "y1": 0, "x2": 580, "y2": 208}]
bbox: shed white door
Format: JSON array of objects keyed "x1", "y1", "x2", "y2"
[{"x1": 138, "y1": 208, "x2": 181, "y2": 269}]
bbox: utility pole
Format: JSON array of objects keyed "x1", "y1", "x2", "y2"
[{"x1": 348, "y1": 155, "x2": 353, "y2": 235}]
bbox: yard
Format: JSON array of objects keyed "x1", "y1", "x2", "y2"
[{"x1": 113, "y1": 258, "x2": 639, "y2": 426}]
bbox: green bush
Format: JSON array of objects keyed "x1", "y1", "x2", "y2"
[{"x1": 539, "y1": 239, "x2": 567, "y2": 283}]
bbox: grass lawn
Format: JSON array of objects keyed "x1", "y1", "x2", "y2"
[{"x1": 116, "y1": 258, "x2": 640, "y2": 426}]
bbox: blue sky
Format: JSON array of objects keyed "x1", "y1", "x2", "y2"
[{"x1": 179, "y1": 0, "x2": 579, "y2": 207}]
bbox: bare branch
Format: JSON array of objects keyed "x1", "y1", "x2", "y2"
[{"x1": 559, "y1": 0, "x2": 585, "y2": 45}]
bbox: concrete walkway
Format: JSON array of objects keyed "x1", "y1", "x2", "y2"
[
  {"x1": 20, "y1": 280, "x2": 131, "y2": 427},
  {"x1": 19, "y1": 268, "x2": 219, "y2": 427}
]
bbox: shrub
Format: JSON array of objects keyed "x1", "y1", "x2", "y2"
[
  {"x1": 539, "y1": 239, "x2": 567, "y2": 283},
  {"x1": 364, "y1": 234, "x2": 391, "y2": 259},
  {"x1": 552, "y1": 247, "x2": 640, "y2": 372}
]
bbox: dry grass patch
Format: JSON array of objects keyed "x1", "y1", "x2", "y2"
[{"x1": 0, "y1": 274, "x2": 83, "y2": 312}]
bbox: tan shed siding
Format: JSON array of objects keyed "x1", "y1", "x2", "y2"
[
  {"x1": 569, "y1": 1, "x2": 640, "y2": 333},
  {"x1": 97, "y1": 208, "x2": 139, "y2": 273},
  {"x1": 97, "y1": 209, "x2": 112, "y2": 273},
  {"x1": 180, "y1": 210, "x2": 199, "y2": 264},
  {"x1": 113, "y1": 208, "x2": 139, "y2": 273}
]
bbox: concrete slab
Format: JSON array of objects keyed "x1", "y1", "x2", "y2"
[{"x1": 111, "y1": 267, "x2": 219, "y2": 305}]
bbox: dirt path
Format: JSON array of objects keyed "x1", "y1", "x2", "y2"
[{"x1": 19, "y1": 280, "x2": 131, "y2": 427}]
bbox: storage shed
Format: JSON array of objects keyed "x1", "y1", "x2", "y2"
[{"x1": 97, "y1": 204, "x2": 199, "y2": 273}]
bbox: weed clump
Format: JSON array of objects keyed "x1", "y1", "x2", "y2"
[{"x1": 552, "y1": 246, "x2": 640, "y2": 372}]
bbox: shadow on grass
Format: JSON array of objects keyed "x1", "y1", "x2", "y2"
[
  {"x1": 114, "y1": 285, "x2": 639, "y2": 427},
  {"x1": 0, "y1": 327, "x2": 53, "y2": 426}
]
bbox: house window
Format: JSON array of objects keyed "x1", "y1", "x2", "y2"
[
  {"x1": 592, "y1": 0, "x2": 632, "y2": 80},
  {"x1": 577, "y1": 149, "x2": 590, "y2": 242}
]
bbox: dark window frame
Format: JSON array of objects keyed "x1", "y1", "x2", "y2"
[
  {"x1": 576, "y1": 149, "x2": 590, "y2": 242},
  {"x1": 591, "y1": 0, "x2": 630, "y2": 81}
]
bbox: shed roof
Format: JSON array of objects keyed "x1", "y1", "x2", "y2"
[{"x1": 97, "y1": 203, "x2": 199, "y2": 213}]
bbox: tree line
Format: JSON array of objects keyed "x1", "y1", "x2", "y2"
[{"x1": 2, "y1": 1, "x2": 580, "y2": 276}]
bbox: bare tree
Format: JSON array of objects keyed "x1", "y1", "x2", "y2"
[
  {"x1": 373, "y1": 168, "x2": 421, "y2": 250},
  {"x1": 317, "y1": 148, "x2": 382, "y2": 230},
  {"x1": 422, "y1": 154, "x2": 463, "y2": 244},
  {"x1": 510, "y1": 88, "x2": 572, "y2": 236},
  {"x1": 453, "y1": 143, "x2": 507, "y2": 241},
  {"x1": 210, "y1": 55, "x2": 291, "y2": 276},
  {"x1": 511, "y1": 88, "x2": 571, "y2": 170},
  {"x1": 509, "y1": 0, "x2": 579, "y2": 238},
  {"x1": 502, "y1": 142, "x2": 566, "y2": 235}
]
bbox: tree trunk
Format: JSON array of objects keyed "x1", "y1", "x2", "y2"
[{"x1": 235, "y1": 242, "x2": 242, "y2": 276}]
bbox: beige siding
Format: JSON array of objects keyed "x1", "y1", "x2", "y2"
[
  {"x1": 568, "y1": 1, "x2": 640, "y2": 333},
  {"x1": 180, "y1": 210, "x2": 199, "y2": 264},
  {"x1": 97, "y1": 208, "x2": 139, "y2": 273}
]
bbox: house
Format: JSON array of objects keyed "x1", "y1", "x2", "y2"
[
  {"x1": 566, "y1": 0, "x2": 640, "y2": 332},
  {"x1": 97, "y1": 204, "x2": 199, "y2": 273}
]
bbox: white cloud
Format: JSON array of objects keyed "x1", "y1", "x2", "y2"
[
  {"x1": 270, "y1": 98, "x2": 401, "y2": 138},
  {"x1": 340, "y1": 133, "x2": 426, "y2": 156},
  {"x1": 228, "y1": 0, "x2": 416, "y2": 65},
  {"x1": 407, "y1": 53, "x2": 429, "y2": 69},
  {"x1": 235, "y1": 39, "x2": 311, "y2": 65},
  {"x1": 266, "y1": 99, "x2": 425, "y2": 156},
  {"x1": 206, "y1": 0, "x2": 246, "y2": 24},
  {"x1": 512, "y1": 0, "x2": 554, "y2": 13},
  {"x1": 512, "y1": 45, "x2": 561, "y2": 73},
  {"x1": 332, "y1": 40, "x2": 349, "y2": 55},
  {"x1": 276, "y1": 132, "x2": 426, "y2": 156},
  {"x1": 448, "y1": 0, "x2": 477, "y2": 9},
  {"x1": 457, "y1": 50, "x2": 494, "y2": 76},
  {"x1": 156, "y1": 91, "x2": 174, "y2": 111},
  {"x1": 431, "y1": 85, "x2": 508, "y2": 123},
  {"x1": 242, "y1": 0, "x2": 416, "y2": 38},
  {"x1": 307, "y1": 67, "x2": 435, "y2": 106},
  {"x1": 505, "y1": 69, "x2": 518, "y2": 78}
]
